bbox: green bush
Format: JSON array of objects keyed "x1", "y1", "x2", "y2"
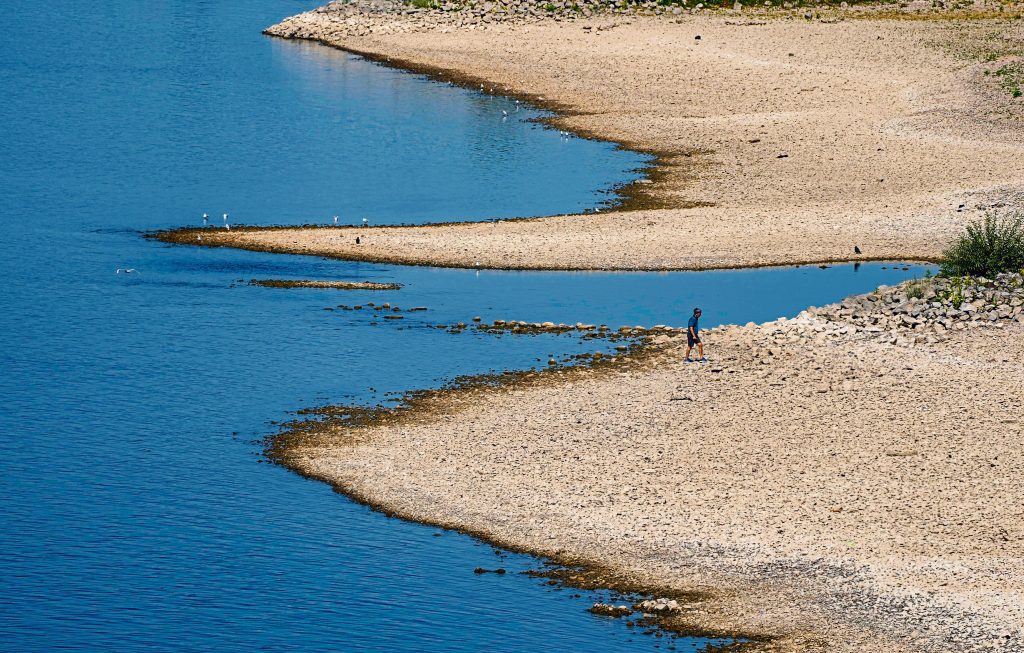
[
  {"x1": 906, "y1": 280, "x2": 925, "y2": 299},
  {"x1": 936, "y1": 275, "x2": 969, "y2": 308},
  {"x1": 940, "y1": 212, "x2": 1024, "y2": 278},
  {"x1": 995, "y1": 63, "x2": 1023, "y2": 99}
]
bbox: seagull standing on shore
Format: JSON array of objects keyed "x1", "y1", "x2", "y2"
[{"x1": 362, "y1": 217, "x2": 368, "y2": 227}]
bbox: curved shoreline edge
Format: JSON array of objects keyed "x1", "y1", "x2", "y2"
[
  {"x1": 175, "y1": 9, "x2": 1024, "y2": 653},
  {"x1": 165, "y1": 10, "x2": 1024, "y2": 272},
  {"x1": 269, "y1": 285, "x2": 1024, "y2": 653},
  {"x1": 261, "y1": 36, "x2": 687, "y2": 216},
  {"x1": 268, "y1": 345, "x2": 780, "y2": 648}
]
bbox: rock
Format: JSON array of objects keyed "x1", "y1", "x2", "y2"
[
  {"x1": 588, "y1": 603, "x2": 633, "y2": 617},
  {"x1": 634, "y1": 598, "x2": 682, "y2": 614}
]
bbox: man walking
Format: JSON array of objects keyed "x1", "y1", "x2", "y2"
[{"x1": 685, "y1": 307, "x2": 704, "y2": 362}]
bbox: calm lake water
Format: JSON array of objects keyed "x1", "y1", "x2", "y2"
[{"x1": 0, "y1": 1, "x2": 933, "y2": 651}]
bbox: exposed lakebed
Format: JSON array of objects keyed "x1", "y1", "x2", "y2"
[{"x1": 0, "y1": 1, "x2": 932, "y2": 651}]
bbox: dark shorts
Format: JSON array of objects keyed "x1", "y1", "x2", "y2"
[{"x1": 687, "y1": 333, "x2": 701, "y2": 347}]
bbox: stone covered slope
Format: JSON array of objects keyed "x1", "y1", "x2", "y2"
[
  {"x1": 774, "y1": 272, "x2": 1024, "y2": 347},
  {"x1": 270, "y1": 0, "x2": 1024, "y2": 38}
]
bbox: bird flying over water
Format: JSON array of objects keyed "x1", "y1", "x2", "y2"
[{"x1": 116, "y1": 268, "x2": 137, "y2": 274}]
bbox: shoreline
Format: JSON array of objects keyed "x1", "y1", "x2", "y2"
[
  {"x1": 163, "y1": 8, "x2": 1024, "y2": 272},
  {"x1": 268, "y1": 339, "x2": 793, "y2": 648},
  {"x1": 152, "y1": 226, "x2": 939, "y2": 272},
  {"x1": 195, "y1": 7, "x2": 1024, "y2": 651},
  {"x1": 261, "y1": 35, "x2": 685, "y2": 215},
  {"x1": 271, "y1": 274, "x2": 1024, "y2": 652}
]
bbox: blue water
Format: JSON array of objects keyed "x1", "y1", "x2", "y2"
[{"x1": 0, "y1": 1, "x2": 934, "y2": 652}]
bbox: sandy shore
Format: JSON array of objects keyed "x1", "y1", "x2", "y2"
[
  {"x1": 193, "y1": 7, "x2": 1024, "y2": 651},
  {"x1": 161, "y1": 10, "x2": 1024, "y2": 270},
  {"x1": 277, "y1": 310, "x2": 1024, "y2": 652},
  {"x1": 248, "y1": 279, "x2": 401, "y2": 290}
]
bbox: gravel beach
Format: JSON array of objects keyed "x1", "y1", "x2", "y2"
[
  {"x1": 164, "y1": 5, "x2": 1024, "y2": 270},
  {"x1": 219, "y1": 6, "x2": 1024, "y2": 651},
  {"x1": 277, "y1": 276, "x2": 1024, "y2": 652}
]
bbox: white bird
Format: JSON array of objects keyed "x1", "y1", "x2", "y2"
[
  {"x1": 502, "y1": 110, "x2": 508, "y2": 118},
  {"x1": 116, "y1": 268, "x2": 137, "y2": 274},
  {"x1": 474, "y1": 261, "x2": 481, "y2": 268},
  {"x1": 362, "y1": 217, "x2": 368, "y2": 227},
  {"x1": 202, "y1": 213, "x2": 208, "y2": 226},
  {"x1": 223, "y1": 212, "x2": 228, "y2": 223},
  {"x1": 333, "y1": 215, "x2": 339, "y2": 225},
  {"x1": 197, "y1": 235, "x2": 202, "y2": 242},
  {"x1": 224, "y1": 223, "x2": 230, "y2": 230}
]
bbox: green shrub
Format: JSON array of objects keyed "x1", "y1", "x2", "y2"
[
  {"x1": 936, "y1": 275, "x2": 968, "y2": 308},
  {"x1": 995, "y1": 63, "x2": 1023, "y2": 99},
  {"x1": 906, "y1": 280, "x2": 925, "y2": 299},
  {"x1": 940, "y1": 212, "x2": 1024, "y2": 278}
]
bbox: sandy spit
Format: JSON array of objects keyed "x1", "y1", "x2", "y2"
[
  {"x1": 276, "y1": 318, "x2": 1024, "y2": 653},
  {"x1": 248, "y1": 279, "x2": 401, "y2": 290},
  {"x1": 168, "y1": 11, "x2": 1024, "y2": 271}
]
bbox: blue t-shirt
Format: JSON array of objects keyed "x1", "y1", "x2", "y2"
[{"x1": 688, "y1": 315, "x2": 699, "y2": 335}]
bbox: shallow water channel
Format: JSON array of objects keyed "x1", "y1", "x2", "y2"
[{"x1": 0, "y1": 1, "x2": 933, "y2": 651}]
